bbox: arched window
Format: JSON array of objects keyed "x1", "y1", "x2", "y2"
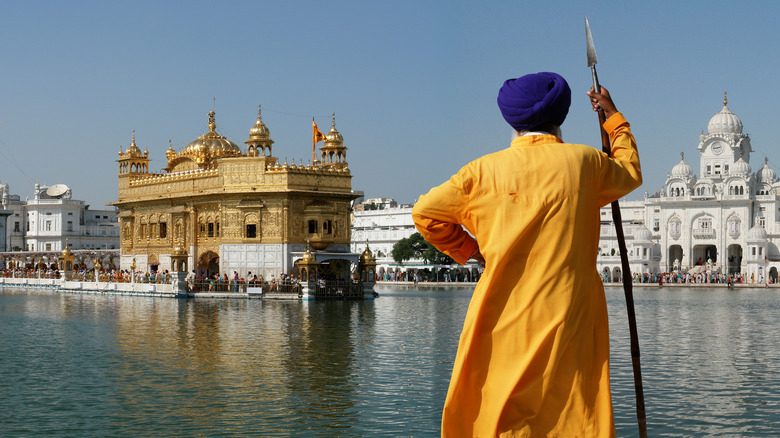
[{"x1": 669, "y1": 218, "x2": 682, "y2": 239}]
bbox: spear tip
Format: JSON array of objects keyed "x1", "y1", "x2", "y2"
[{"x1": 585, "y1": 17, "x2": 598, "y2": 67}]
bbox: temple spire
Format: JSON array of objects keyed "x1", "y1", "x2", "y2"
[{"x1": 208, "y1": 110, "x2": 216, "y2": 132}]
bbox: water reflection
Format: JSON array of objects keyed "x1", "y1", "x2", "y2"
[
  {"x1": 2, "y1": 286, "x2": 780, "y2": 436},
  {"x1": 106, "y1": 298, "x2": 380, "y2": 436}
]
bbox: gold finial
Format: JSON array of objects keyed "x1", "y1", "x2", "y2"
[
  {"x1": 765, "y1": 156, "x2": 769, "y2": 165},
  {"x1": 724, "y1": 91, "x2": 728, "y2": 106},
  {"x1": 208, "y1": 110, "x2": 216, "y2": 132},
  {"x1": 331, "y1": 112, "x2": 336, "y2": 129},
  {"x1": 258, "y1": 104, "x2": 263, "y2": 121},
  {"x1": 681, "y1": 152, "x2": 684, "y2": 161}
]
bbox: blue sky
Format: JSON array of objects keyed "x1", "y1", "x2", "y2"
[{"x1": 1, "y1": 1, "x2": 779, "y2": 207}]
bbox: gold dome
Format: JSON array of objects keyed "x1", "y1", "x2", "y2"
[
  {"x1": 181, "y1": 110, "x2": 242, "y2": 158},
  {"x1": 61, "y1": 244, "x2": 73, "y2": 257},
  {"x1": 325, "y1": 114, "x2": 344, "y2": 144},
  {"x1": 125, "y1": 131, "x2": 143, "y2": 156},
  {"x1": 360, "y1": 244, "x2": 375, "y2": 264},
  {"x1": 301, "y1": 244, "x2": 316, "y2": 262},
  {"x1": 165, "y1": 140, "x2": 176, "y2": 161},
  {"x1": 248, "y1": 105, "x2": 270, "y2": 140}
]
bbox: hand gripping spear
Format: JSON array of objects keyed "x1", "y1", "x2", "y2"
[{"x1": 586, "y1": 17, "x2": 648, "y2": 437}]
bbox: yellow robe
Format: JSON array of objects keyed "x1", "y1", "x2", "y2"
[{"x1": 412, "y1": 113, "x2": 641, "y2": 438}]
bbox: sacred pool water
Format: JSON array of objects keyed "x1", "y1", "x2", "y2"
[{"x1": 1, "y1": 285, "x2": 778, "y2": 437}]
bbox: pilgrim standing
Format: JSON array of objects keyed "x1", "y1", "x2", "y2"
[{"x1": 412, "y1": 72, "x2": 642, "y2": 437}]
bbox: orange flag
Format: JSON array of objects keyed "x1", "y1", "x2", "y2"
[
  {"x1": 313, "y1": 120, "x2": 326, "y2": 144},
  {"x1": 313, "y1": 119, "x2": 327, "y2": 162}
]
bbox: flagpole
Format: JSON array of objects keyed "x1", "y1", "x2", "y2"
[{"x1": 312, "y1": 118, "x2": 316, "y2": 165}]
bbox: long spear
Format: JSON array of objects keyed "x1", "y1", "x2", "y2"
[{"x1": 586, "y1": 17, "x2": 648, "y2": 437}]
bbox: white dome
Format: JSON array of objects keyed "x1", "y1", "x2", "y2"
[
  {"x1": 671, "y1": 155, "x2": 693, "y2": 178},
  {"x1": 747, "y1": 225, "x2": 768, "y2": 242},
  {"x1": 731, "y1": 156, "x2": 751, "y2": 177},
  {"x1": 757, "y1": 158, "x2": 776, "y2": 183},
  {"x1": 707, "y1": 104, "x2": 743, "y2": 135},
  {"x1": 633, "y1": 226, "x2": 652, "y2": 242}
]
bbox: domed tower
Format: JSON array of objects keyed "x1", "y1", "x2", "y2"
[
  {"x1": 117, "y1": 131, "x2": 151, "y2": 175},
  {"x1": 245, "y1": 104, "x2": 274, "y2": 157},
  {"x1": 698, "y1": 92, "x2": 752, "y2": 179},
  {"x1": 746, "y1": 221, "x2": 768, "y2": 276},
  {"x1": 731, "y1": 153, "x2": 751, "y2": 177},
  {"x1": 165, "y1": 140, "x2": 176, "y2": 161},
  {"x1": 756, "y1": 157, "x2": 776, "y2": 195},
  {"x1": 665, "y1": 152, "x2": 695, "y2": 197},
  {"x1": 320, "y1": 113, "x2": 348, "y2": 170},
  {"x1": 179, "y1": 110, "x2": 243, "y2": 167},
  {"x1": 725, "y1": 150, "x2": 754, "y2": 197},
  {"x1": 632, "y1": 226, "x2": 653, "y2": 267}
]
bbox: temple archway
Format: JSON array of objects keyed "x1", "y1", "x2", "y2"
[
  {"x1": 693, "y1": 245, "x2": 717, "y2": 266},
  {"x1": 611, "y1": 267, "x2": 622, "y2": 282},
  {"x1": 727, "y1": 244, "x2": 743, "y2": 274},
  {"x1": 197, "y1": 251, "x2": 220, "y2": 277},
  {"x1": 668, "y1": 245, "x2": 683, "y2": 272}
]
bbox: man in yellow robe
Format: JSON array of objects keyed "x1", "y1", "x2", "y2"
[{"x1": 412, "y1": 72, "x2": 641, "y2": 437}]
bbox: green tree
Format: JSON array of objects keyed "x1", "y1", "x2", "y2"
[
  {"x1": 392, "y1": 232, "x2": 453, "y2": 265},
  {"x1": 392, "y1": 233, "x2": 425, "y2": 264},
  {"x1": 424, "y1": 244, "x2": 454, "y2": 265}
]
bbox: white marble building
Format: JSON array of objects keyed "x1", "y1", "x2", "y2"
[
  {"x1": 598, "y1": 95, "x2": 779, "y2": 282},
  {"x1": 0, "y1": 182, "x2": 119, "y2": 253},
  {"x1": 350, "y1": 198, "x2": 417, "y2": 269}
]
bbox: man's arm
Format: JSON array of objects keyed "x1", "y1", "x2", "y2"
[
  {"x1": 412, "y1": 172, "x2": 478, "y2": 265},
  {"x1": 596, "y1": 112, "x2": 642, "y2": 205},
  {"x1": 587, "y1": 86, "x2": 642, "y2": 205}
]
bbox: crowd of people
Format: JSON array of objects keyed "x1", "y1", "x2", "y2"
[
  {"x1": 184, "y1": 270, "x2": 303, "y2": 293},
  {"x1": 376, "y1": 268, "x2": 482, "y2": 283},
  {"x1": 0, "y1": 267, "x2": 175, "y2": 283},
  {"x1": 603, "y1": 271, "x2": 774, "y2": 285}
]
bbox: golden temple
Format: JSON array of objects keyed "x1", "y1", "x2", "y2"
[{"x1": 112, "y1": 105, "x2": 360, "y2": 279}]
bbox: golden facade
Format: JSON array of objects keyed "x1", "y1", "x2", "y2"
[{"x1": 112, "y1": 106, "x2": 359, "y2": 278}]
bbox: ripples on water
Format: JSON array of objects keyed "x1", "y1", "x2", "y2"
[
  {"x1": 608, "y1": 287, "x2": 780, "y2": 437},
  {"x1": 1, "y1": 286, "x2": 779, "y2": 436}
]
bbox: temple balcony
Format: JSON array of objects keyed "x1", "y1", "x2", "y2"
[{"x1": 692, "y1": 228, "x2": 716, "y2": 239}]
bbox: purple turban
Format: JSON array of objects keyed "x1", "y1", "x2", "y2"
[{"x1": 497, "y1": 72, "x2": 571, "y2": 131}]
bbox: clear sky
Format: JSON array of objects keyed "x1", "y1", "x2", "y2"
[{"x1": 1, "y1": 1, "x2": 779, "y2": 207}]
